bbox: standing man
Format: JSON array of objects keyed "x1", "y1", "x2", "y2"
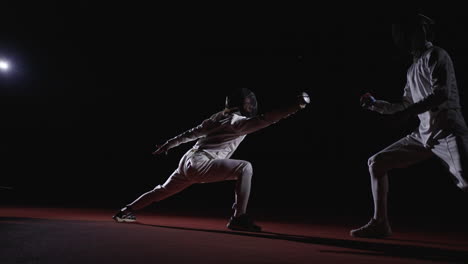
[
  {"x1": 113, "y1": 88, "x2": 310, "y2": 232},
  {"x1": 351, "y1": 13, "x2": 468, "y2": 238}
]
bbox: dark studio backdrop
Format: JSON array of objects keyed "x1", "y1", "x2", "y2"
[{"x1": 1, "y1": 2, "x2": 468, "y2": 224}]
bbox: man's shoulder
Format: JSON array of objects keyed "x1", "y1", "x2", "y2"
[
  {"x1": 231, "y1": 113, "x2": 247, "y2": 121},
  {"x1": 208, "y1": 110, "x2": 230, "y2": 121},
  {"x1": 428, "y1": 45, "x2": 451, "y2": 61},
  {"x1": 207, "y1": 111, "x2": 244, "y2": 126}
]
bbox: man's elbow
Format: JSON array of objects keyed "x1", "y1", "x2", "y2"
[{"x1": 432, "y1": 89, "x2": 449, "y2": 105}]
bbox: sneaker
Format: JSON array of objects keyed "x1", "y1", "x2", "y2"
[
  {"x1": 227, "y1": 214, "x2": 262, "y2": 232},
  {"x1": 112, "y1": 209, "x2": 137, "y2": 223},
  {"x1": 350, "y1": 218, "x2": 392, "y2": 238}
]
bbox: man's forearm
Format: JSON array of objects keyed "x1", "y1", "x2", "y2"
[
  {"x1": 165, "y1": 127, "x2": 201, "y2": 150},
  {"x1": 231, "y1": 102, "x2": 303, "y2": 135},
  {"x1": 370, "y1": 100, "x2": 408, "y2": 115},
  {"x1": 398, "y1": 90, "x2": 447, "y2": 116}
]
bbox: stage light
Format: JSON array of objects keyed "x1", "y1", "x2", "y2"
[{"x1": 0, "y1": 59, "x2": 10, "y2": 71}]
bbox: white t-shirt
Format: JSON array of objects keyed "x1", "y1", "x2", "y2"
[{"x1": 370, "y1": 42, "x2": 457, "y2": 146}]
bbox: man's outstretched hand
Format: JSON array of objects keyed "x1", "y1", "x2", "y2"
[
  {"x1": 360, "y1": 93, "x2": 376, "y2": 109},
  {"x1": 298, "y1": 92, "x2": 310, "y2": 109}
]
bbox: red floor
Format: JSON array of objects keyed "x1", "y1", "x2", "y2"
[{"x1": 1, "y1": 207, "x2": 468, "y2": 263}]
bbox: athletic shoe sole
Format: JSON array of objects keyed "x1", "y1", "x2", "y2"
[{"x1": 112, "y1": 216, "x2": 137, "y2": 223}]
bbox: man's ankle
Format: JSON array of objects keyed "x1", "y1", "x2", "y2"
[{"x1": 373, "y1": 217, "x2": 388, "y2": 224}]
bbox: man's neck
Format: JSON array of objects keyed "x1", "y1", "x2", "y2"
[{"x1": 411, "y1": 41, "x2": 433, "y2": 59}]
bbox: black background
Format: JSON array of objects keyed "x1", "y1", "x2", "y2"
[{"x1": 1, "y1": 2, "x2": 468, "y2": 223}]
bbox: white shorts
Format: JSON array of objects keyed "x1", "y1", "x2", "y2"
[{"x1": 370, "y1": 132, "x2": 467, "y2": 190}]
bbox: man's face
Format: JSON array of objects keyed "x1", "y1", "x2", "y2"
[
  {"x1": 409, "y1": 25, "x2": 426, "y2": 51},
  {"x1": 392, "y1": 23, "x2": 426, "y2": 53},
  {"x1": 240, "y1": 95, "x2": 258, "y2": 117},
  {"x1": 243, "y1": 97, "x2": 255, "y2": 115}
]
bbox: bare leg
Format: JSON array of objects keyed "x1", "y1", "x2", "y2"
[
  {"x1": 350, "y1": 135, "x2": 432, "y2": 238},
  {"x1": 369, "y1": 159, "x2": 389, "y2": 221}
]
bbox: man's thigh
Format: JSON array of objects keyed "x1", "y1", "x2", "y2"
[
  {"x1": 195, "y1": 159, "x2": 251, "y2": 183},
  {"x1": 370, "y1": 134, "x2": 433, "y2": 170}
]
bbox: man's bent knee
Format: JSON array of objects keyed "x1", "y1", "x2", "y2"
[
  {"x1": 242, "y1": 162, "x2": 253, "y2": 177},
  {"x1": 368, "y1": 154, "x2": 388, "y2": 177}
]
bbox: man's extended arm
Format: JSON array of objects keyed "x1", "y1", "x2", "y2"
[{"x1": 229, "y1": 93, "x2": 309, "y2": 135}]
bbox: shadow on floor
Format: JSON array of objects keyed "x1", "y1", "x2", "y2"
[
  {"x1": 136, "y1": 222, "x2": 468, "y2": 263},
  {"x1": 2, "y1": 216, "x2": 467, "y2": 263}
]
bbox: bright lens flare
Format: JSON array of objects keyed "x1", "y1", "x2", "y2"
[{"x1": 0, "y1": 60, "x2": 10, "y2": 71}]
